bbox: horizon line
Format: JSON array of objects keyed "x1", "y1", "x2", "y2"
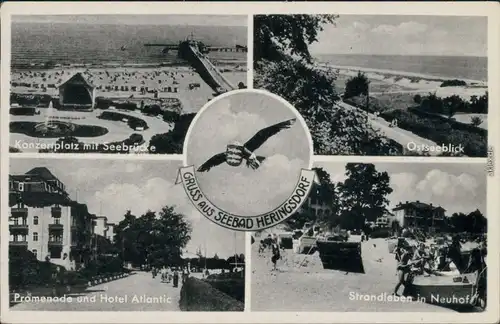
[
  {"x1": 312, "y1": 52, "x2": 487, "y2": 58},
  {"x1": 12, "y1": 20, "x2": 247, "y2": 28}
]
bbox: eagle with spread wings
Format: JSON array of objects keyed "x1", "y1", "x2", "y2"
[{"x1": 197, "y1": 118, "x2": 297, "y2": 172}]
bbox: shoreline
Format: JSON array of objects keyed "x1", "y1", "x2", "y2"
[
  {"x1": 320, "y1": 63, "x2": 487, "y2": 86},
  {"x1": 11, "y1": 59, "x2": 247, "y2": 71}
]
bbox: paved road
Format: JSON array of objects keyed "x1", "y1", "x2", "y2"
[
  {"x1": 11, "y1": 272, "x2": 181, "y2": 311},
  {"x1": 337, "y1": 101, "x2": 439, "y2": 155}
]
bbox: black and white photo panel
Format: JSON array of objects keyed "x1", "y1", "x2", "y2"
[
  {"x1": 253, "y1": 15, "x2": 488, "y2": 157},
  {"x1": 251, "y1": 161, "x2": 488, "y2": 313},
  {"x1": 9, "y1": 15, "x2": 248, "y2": 155},
  {"x1": 8, "y1": 158, "x2": 246, "y2": 312}
]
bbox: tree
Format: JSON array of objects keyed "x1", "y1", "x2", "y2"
[
  {"x1": 470, "y1": 116, "x2": 483, "y2": 127},
  {"x1": 344, "y1": 71, "x2": 370, "y2": 100},
  {"x1": 469, "y1": 92, "x2": 488, "y2": 114},
  {"x1": 254, "y1": 14, "x2": 338, "y2": 63},
  {"x1": 149, "y1": 113, "x2": 196, "y2": 154},
  {"x1": 287, "y1": 209, "x2": 316, "y2": 230},
  {"x1": 468, "y1": 209, "x2": 487, "y2": 233},
  {"x1": 337, "y1": 163, "x2": 393, "y2": 230},
  {"x1": 114, "y1": 206, "x2": 192, "y2": 267},
  {"x1": 448, "y1": 212, "x2": 468, "y2": 233},
  {"x1": 148, "y1": 206, "x2": 192, "y2": 267},
  {"x1": 413, "y1": 94, "x2": 422, "y2": 104},
  {"x1": 442, "y1": 95, "x2": 465, "y2": 119},
  {"x1": 420, "y1": 93, "x2": 444, "y2": 114},
  {"x1": 149, "y1": 132, "x2": 182, "y2": 154}
]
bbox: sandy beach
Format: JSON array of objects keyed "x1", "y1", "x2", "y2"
[
  {"x1": 9, "y1": 64, "x2": 247, "y2": 153},
  {"x1": 10, "y1": 64, "x2": 246, "y2": 113},
  {"x1": 251, "y1": 235, "x2": 471, "y2": 312},
  {"x1": 324, "y1": 65, "x2": 488, "y2": 101},
  {"x1": 326, "y1": 65, "x2": 488, "y2": 131}
]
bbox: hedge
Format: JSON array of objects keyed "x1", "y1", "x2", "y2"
[
  {"x1": 407, "y1": 107, "x2": 487, "y2": 137},
  {"x1": 203, "y1": 278, "x2": 245, "y2": 303},
  {"x1": 379, "y1": 110, "x2": 487, "y2": 157},
  {"x1": 10, "y1": 107, "x2": 38, "y2": 116},
  {"x1": 179, "y1": 277, "x2": 244, "y2": 311},
  {"x1": 98, "y1": 111, "x2": 149, "y2": 130}
]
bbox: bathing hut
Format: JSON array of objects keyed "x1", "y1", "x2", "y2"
[{"x1": 58, "y1": 72, "x2": 96, "y2": 111}]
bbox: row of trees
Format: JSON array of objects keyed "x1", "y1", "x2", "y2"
[
  {"x1": 289, "y1": 163, "x2": 487, "y2": 234},
  {"x1": 448, "y1": 210, "x2": 487, "y2": 234},
  {"x1": 113, "y1": 206, "x2": 192, "y2": 268},
  {"x1": 186, "y1": 251, "x2": 245, "y2": 271},
  {"x1": 288, "y1": 163, "x2": 393, "y2": 231},
  {"x1": 254, "y1": 15, "x2": 398, "y2": 155},
  {"x1": 414, "y1": 92, "x2": 488, "y2": 118}
]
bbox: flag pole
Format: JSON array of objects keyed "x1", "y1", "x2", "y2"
[{"x1": 234, "y1": 231, "x2": 238, "y2": 270}]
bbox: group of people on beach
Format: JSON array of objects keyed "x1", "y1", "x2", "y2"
[{"x1": 393, "y1": 234, "x2": 487, "y2": 297}]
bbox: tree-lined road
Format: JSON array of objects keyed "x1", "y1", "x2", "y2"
[{"x1": 11, "y1": 272, "x2": 181, "y2": 311}]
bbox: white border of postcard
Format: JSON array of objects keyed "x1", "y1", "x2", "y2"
[{"x1": 1, "y1": 1, "x2": 499, "y2": 324}]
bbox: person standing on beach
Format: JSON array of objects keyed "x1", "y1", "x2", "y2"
[
  {"x1": 271, "y1": 236, "x2": 280, "y2": 271},
  {"x1": 393, "y1": 245, "x2": 413, "y2": 296}
]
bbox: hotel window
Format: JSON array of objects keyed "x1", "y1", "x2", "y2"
[
  {"x1": 33, "y1": 216, "x2": 39, "y2": 225},
  {"x1": 32, "y1": 249, "x2": 38, "y2": 258},
  {"x1": 33, "y1": 232, "x2": 38, "y2": 241},
  {"x1": 54, "y1": 218, "x2": 61, "y2": 225},
  {"x1": 13, "y1": 218, "x2": 19, "y2": 225}
]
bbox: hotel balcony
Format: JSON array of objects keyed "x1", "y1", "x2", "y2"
[
  {"x1": 9, "y1": 241, "x2": 28, "y2": 247},
  {"x1": 51, "y1": 207, "x2": 62, "y2": 218},
  {"x1": 11, "y1": 208, "x2": 28, "y2": 218},
  {"x1": 48, "y1": 240, "x2": 63, "y2": 247},
  {"x1": 9, "y1": 224, "x2": 29, "y2": 232},
  {"x1": 49, "y1": 223, "x2": 64, "y2": 230}
]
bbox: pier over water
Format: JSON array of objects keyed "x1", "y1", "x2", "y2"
[{"x1": 144, "y1": 39, "x2": 247, "y2": 94}]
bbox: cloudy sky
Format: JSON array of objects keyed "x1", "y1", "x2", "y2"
[
  {"x1": 10, "y1": 158, "x2": 244, "y2": 258},
  {"x1": 310, "y1": 15, "x2": 487, "y2": 57},
  {"x1": 314, "y1": 162, "x2": 487, "y2": 216},
  {"x1": 12, "y1": 15, "x2": 247, "y2": 27},
  {"x1": 186, "y1": 92, "x2": 312, "y2": 216}
]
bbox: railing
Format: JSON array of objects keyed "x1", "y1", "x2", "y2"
[
  {"x1": 11, "y1": 208, "x2": 28, "y2": 217},
  {"x1": 48, "y1": 240, "x2": 63, "y2": 246},
  {"x1": 187, "y1": 45, "x2": 235, "y2": 92},
  {"x1": 9, "y1": 241, "x2": 28, "y2": 246},
  {"x1": 49, "y1": 223, "x2": 64, "y2": 230},
  {"x1": 51, "y1": 207, "x2": 62, "y2": 218},
  {"x1": 9, "y1": 224, "x2": 29, "y2": 231}
]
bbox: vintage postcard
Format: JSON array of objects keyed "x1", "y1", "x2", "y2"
[{"x1": 1, "y1": 2, "x2": 498, "y2": 324}]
